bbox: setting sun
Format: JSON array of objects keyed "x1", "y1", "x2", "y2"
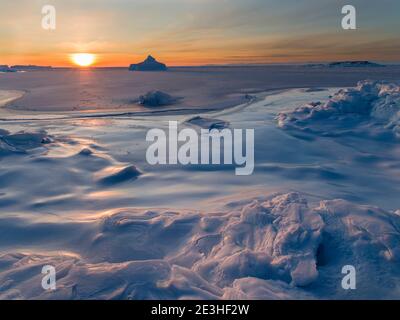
[{"x1": 71, "y1": 53, "x2": 95, "y2": 67}]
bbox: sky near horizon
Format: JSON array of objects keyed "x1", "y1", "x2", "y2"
[{"x1": 0, "y1": 0, "x2": 399, "y2": 67}]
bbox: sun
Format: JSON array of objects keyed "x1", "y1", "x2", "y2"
[{"x1": 71, "y1": 53, "x2": 96, "y2": 67}]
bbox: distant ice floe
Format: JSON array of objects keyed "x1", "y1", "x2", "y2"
[
  {"x1": 1, "y1": 192, "x2": 400, "y2": 299},
  {"x1": 277, "y1": 80, "x2": 400, "y2": 138},
  {"x1": 328, "y1": 61, "x2": 385, "y2": 68},
  {"x1": 304, "y1": 61, "x2": 385, "y2": 68},
  {"x1": 0, "y1": 65, "x2": 16, "y2": 73},
  {"x1": 0, "y1": 65, "x2": 52, "y2": 72}
]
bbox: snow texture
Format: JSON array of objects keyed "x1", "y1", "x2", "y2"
[
  {"x1": 1, "y1": 192, "x2": 400, "y2": 299},
  {"x1": 277, "y1": 80, "x2": 400, "y2": 138}
]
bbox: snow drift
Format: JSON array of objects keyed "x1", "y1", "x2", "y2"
[
  {"x1": 277, "y1": 80, "x2": 400, "y2": 138},
  {"x1": 1, "y1": 192, "x2": 400, "y2": 299},
  {"x1": 0, "y1": 130, "x2": 53, "y2": 155},
  {"x1": 139, "y1": 91, "x2": 179, "y2": 107}
]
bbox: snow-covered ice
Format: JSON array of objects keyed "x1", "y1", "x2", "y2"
[
  {"x1": 1, "y1": 67, "x2": 400, "y2": 299},
  {"x1": 278, "y1": 80, "x2": 400, "y2": 138},
  {"x1": 1, "y1": 192, "x2": 400, "y2": 299}
]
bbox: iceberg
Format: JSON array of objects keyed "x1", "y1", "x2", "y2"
[
  {"x1": 0, "y1": 65, "x2": 16, "y2": 73},
  {"x1": 129, "y1": 55, "x2": 167, "y2": 71},
  {"x1": 10, "y1": 65, "x2": 53, "y2": 71},
  {"x1": 328, "y1": 61, "x2": 384, "y2": 68}
]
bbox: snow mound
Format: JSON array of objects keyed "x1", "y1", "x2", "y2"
[
  {"x1": 0, "y1": 129, "x2": 53, "y2": 155},
  {"x1": 95, "y1": 165, "x2": 142, "y2": 186},
  {"x1": 139, "y1": 91, "x2": 179, "y2": 107},
  {"x1": 316, "y1": 199, "x2": 400, "y2": 262},
  {"x1": 2, "y1": 192, "x2": 400, "y2": 299},
  {"x1": 277, "y1": 80, "x2": 400, "y2": 138},
  {"x1": 172, "y1": 193, "x2": 324, "y2": 288}
]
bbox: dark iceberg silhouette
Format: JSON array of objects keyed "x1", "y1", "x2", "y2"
[
  {"x1": 129, "y1": 55, "x2": 167, "y2": 71},
  {"x1": 328, "y1": 61, "x2": 384, "y2": 68},
  {"x1": 11, "y1": 65, "x2": 53, "y2": 71},
  {"x1": 1, "y1": 65, "x2": 52, "y2": 72},
  {"x1": 0, "y1": 65, "x2": 16, "y2": 72}
]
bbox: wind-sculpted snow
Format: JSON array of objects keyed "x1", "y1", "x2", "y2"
[
  {"x1": 1, "y1": 192, "x2": 400, "y2": 299},
  {"x1": 0, "y1": 130, "x2": 53, "y2": 155},
  {"x1": 171, "y1": 193, "x2": 324, "y2": 288},
  {"x1": 277, "y1": 80, "x2": 400, "y2": 138}
]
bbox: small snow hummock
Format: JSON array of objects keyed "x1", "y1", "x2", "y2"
[
  {"x1": 0, "y1": 129, "x2": 53, "y2": 155},
  {"x1": 139, "y1": 91, "x2": 178, "y2": 107},
  {"x1": 185, "y1": 116, "x2": 229, "y2": 130},
  {"x1": 96, "y1": 165, "x2": 142, "y2": 186},
  {"x1": 277, "y1": 80, "x2": 400, "y2": 138}
]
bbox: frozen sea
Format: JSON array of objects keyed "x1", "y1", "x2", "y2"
[{"x1": 0, "y1": 66, "x2": 400, "y2": 299}]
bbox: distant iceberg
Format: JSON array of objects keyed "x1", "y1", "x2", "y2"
[
  {"x1": 129, "y1": 55, "x2": 167, "y2": 71},
  {"x1": 305, "y1": 61, "x2": 385, "y2": 68},
  {"x1": 328, "y1": 61, "x2": 385, "y2": 68},
  {"x1": 0, "y1": 65, "x2": 16, "y2": 73},
  {"x1": 10, "y1": 65, "x2": 53, "y2": 71},
  {"x1": 0, "y1": 65, "x2": 52, "y2": 72}
]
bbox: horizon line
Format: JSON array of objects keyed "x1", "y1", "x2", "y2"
[{"x1": 4, "y1": 60, "x2": 400, "y2": 69}]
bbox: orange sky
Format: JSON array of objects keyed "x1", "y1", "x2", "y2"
[{"x1": 1, "y1": 0, "x2": 399, "y2": 67}]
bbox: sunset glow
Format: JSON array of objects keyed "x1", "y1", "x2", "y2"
[
  {"x1": 0, "y1": 0, "x2": 399, "y2": 67},
  {"x1": 71, "y1": 53, "x2": 96, "y2": 67}
]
